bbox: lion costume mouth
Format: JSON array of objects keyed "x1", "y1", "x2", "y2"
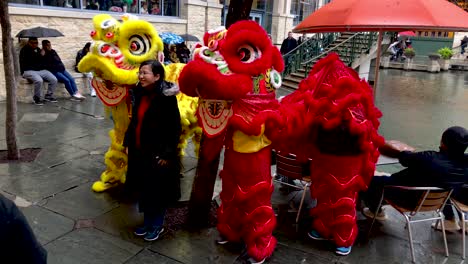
[{"x1": 90, "y1": 76, "x2": 128, "y2": 106}]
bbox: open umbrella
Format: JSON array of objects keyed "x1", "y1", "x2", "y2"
[
  {"x1": 398, "y1": 31, "x2": 416, "y2": 37},
  {"x1": 159, "y1": 32, "x2": 184, "y2": 44},
  {"x1": 180, "y1": 33, "x2": 200, "y2": 42},
  {"x1": 16, "y1": 27, "x2": 64, "y2": 39},
  {"x1": 293, "y1": 0, "x2": 468, "y2": 96}
]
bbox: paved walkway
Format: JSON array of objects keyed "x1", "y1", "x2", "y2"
[{"x1": 0, "y1": 95, "x2": 465, "y2": 264}]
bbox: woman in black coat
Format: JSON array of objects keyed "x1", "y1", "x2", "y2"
[{"x1": 123, "y1": 60, "x2": 181, "y2": 241}]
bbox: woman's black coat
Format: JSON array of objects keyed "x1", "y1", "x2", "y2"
[{"x1": 124, "y1": 82, "x2": 182, "y2": 212}]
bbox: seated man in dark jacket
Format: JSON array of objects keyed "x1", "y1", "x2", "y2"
[
  {"x1": 0, "y1": 194, "x2": 47, "y2": 263},
  {"x1": 42, "y1": 40, "x2": 85, "y2": 101},
  {"x1": 362, "y1": 126, "x2": 468, "y2": 230}
]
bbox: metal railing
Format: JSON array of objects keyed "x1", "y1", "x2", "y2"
[
  {"x1": 282, "y1": 33, "x2": 339, "y2": 77},
  {"x1": 282, "y1": 32, "x2": 378, "y2": 78}
]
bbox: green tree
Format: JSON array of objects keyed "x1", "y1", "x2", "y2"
[{"x1": 0, "y1": 1, "x2": 20, "y2": 160}]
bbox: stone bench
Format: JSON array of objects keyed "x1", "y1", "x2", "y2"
[{"x1": 17, "y1": 71, "x2": 93, "y2": 103}]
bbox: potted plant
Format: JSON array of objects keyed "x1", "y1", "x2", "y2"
[
  {"x1": 428, "y1": 53, "x2": 441, "y2": 60},
  {"x1": 437, "y1": 47, "x2": 453, "y2": 70},
  {"x1": 403, "y1": 48, "x2": 416, "y2": 59}
]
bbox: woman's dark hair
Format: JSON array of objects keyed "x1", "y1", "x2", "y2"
[
  {"x1": 42, "y1": 39, "x2": 50, "y2": 46},
  {"x1": 139, "y1": 60, "x2": 165, "y2": 87}
]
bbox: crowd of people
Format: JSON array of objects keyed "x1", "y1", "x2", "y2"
[{"x1": 163, "y1": 43, "x2": 191, "y2": 64}]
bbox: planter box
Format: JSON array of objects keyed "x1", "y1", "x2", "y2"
[
  {"x1": 438, "y1": 59, "x2": 450, "y2": 71},
  {"x1": 381, "y1": 56, "x2": 390, "y2": 68},
  {"x1": 403, "y1": 58, "x2": 413, "y2": 70},
  {"x1": 428, "y1": 60, "x2": 441, "y2": 72}
]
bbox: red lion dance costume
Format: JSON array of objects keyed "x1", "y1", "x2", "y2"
[
  {"x1": 179, "y1": 20, "x2": 383, "y2": 261},
  {"x1": 273, "y1": 53, "x2": 385, "y2": 252}
]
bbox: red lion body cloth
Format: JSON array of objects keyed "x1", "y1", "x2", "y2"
[
  {"x1": 272, "y1": 53, "x2": 384, "y2": 249},
  {"x1": 179, "y1": 21, "x2": 283, "y2": 262}
]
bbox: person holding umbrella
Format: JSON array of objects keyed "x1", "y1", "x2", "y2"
[{"x1": 19, "y1": 37, "x2": 58, "y2": 105}]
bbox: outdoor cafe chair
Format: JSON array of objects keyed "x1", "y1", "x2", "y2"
[
  {"x1": 369, "y1": 186, "x2": 453, "y2": 263},
  {"x1": 273, "y1": 151, "x2": 312, "y2": 229},
  {"x1": 450, "y1": 198, "x2": 468, "y2": 259}
]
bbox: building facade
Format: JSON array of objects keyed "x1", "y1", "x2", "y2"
[{"x1": 0, "y1": 0, "x2": 321, "y2": 100}]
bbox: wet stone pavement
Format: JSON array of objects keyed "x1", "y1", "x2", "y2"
[{"x1": 0, "y1": 69, "x2": 467, "y2": 264}]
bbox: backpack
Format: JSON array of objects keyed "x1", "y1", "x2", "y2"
[{"x1": 75, "y1": 50, "x2": 85, "y2": 72}]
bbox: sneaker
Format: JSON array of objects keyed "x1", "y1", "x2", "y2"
[
  {"x1": 90, "y1": 88, "x2": 97, "y2": 97},
  {"x1": 144, "y1": 227, "x2": 164, "y2": 241},
  {"x1": 133, "y1": 226, "x2": 147, "y2": 236},
  {"x1": 362, "y1": 207, "x2": 387, "y2": 221},
  {"x1": 432, "y1": 220, "x2": 460, "y2": 231},
  {"x1": 44, "y1": 95, "x2": 58, "y2": 103},
  {"x1": 72, "y1": 93, "x2": 86, "y2": 101},
  {"x1": 216, "y1": 236, "x2": 229, "y2": 245},
  {"x1": 247, "y1": 257, "x2": 266, "y2": 264},
  {"x1": 335, "y1": 246, "x2": 352, "y2": 256},
  {"x1": 307, "y1": 230, "x2": 329, "y2": 241},
  {"x1": 33, "y1": 96, "x2": 44, "y2": 105}
]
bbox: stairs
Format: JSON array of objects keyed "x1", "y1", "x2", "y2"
[{"x1": 281, "y1": 32, "x2": 378, "y2": 90}]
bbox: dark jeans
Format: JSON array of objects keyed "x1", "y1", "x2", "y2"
[
  {"x1": 54, "y1": 70, "x2": 78, "y2": 96},
  {"x1": 363, "y1": 175, "x2": 421, "y2": 213},
  {"x1": 444, "y1": 188, "x2": 468, "y2": 220},
  {"x1": 144, "y1": 207, "x2": 166, "y2": 230}
]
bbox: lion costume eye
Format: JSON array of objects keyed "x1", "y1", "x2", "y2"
[
  {"x1": 129, "y1": 34, "x2": 151, "y2": 56},
  {"x1": 238, "y1": 45, "x2": 260, "y2": 63},
  {"x1": 101, "y1": 19, "x2": 116, "y2": 29}
]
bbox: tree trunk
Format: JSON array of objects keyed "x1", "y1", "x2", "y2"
[
  {"x1": 188, "y1": 134, "x2": 224, "y2": 227},
  {"x1": 225, "y1": 0, "x2": 254, "y2": 28},
  {"x1": 0, "y1": 2, "x2": 20, "y2": 160}
]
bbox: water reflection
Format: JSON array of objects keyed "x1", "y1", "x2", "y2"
[{"x1": 376, "y1": 69, "x2": 468, "y2": 150}]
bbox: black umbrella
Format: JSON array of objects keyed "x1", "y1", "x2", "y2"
[
  {"x1": 180, "y1": 33, "x2": 200, "y2": 42},
  {"x1": 16, "y1": 27, "x2": 64, "y2": 39}
]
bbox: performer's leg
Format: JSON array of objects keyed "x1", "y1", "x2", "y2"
[{"x1": 221, "y1": 147, "x2": 277, "y2": 262}]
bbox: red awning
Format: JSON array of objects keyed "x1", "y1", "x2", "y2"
[{"x1": 294, "y1": 0, "x2": 468, "y2": 33}]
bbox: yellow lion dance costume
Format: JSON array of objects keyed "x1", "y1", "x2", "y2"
[{"x1": 78, "y1": 14, "x2": 200, "y2": 192}]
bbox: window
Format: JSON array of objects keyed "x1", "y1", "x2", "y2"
[
  {"x1": 9, "y1": 0, "x2": 40, "y2": 5},
  {"x1": 220, "y1": 0, "x2": 274, "y2": 34},
  {"x1": 8, "y1": 0, "x2": 179, "y2": 16},
  {"x1": 253, "y1": 0, "x2": 265, "y2": 10},
  {"x1": 43, "y1": 0, "x2": 80, "y2": 9},
  {"x1": 291, "y1": 0, "x2": 318, "y2": 26}
]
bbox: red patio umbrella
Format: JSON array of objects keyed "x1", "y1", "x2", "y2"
[
  {"x1": 398, "y1": 31, "x2": 416, "y2": 37},
  {"x1": 293, "y1": 0, "x2": 468, "y2": 96}
]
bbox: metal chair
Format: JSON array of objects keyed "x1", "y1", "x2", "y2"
[
  {"x1": 369, "y1": 186, "x2": 453, "y2": 263},
  {"x1": 451, "y1": 198, "x2": 468, "y2": 259},
  {"x1": 273, "y1": 151, "x2": 312, "y2": 226}
]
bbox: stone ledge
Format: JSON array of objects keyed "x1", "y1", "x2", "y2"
[{"x1": 18, "y1": 72, "x2": 92, "y2": 103}]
